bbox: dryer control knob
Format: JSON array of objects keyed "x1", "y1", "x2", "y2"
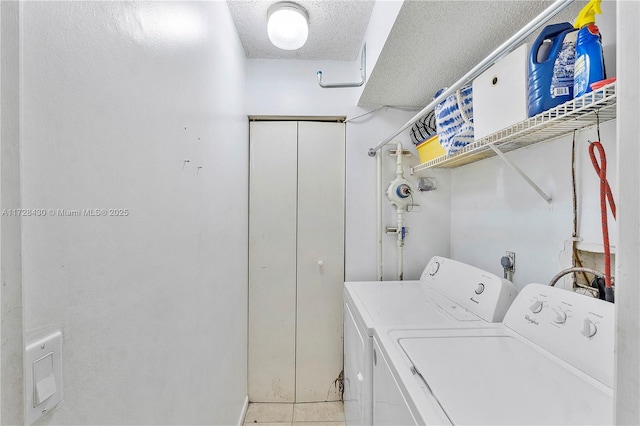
[
  {"x1": 552, "y1": 309, "x2": 567, "y2": 324},
  {"x1": 475, "y1": 283, "x2": 485, "y2": 295},
  {"x1": 581, "y1": 318, "x2": 597, "y2": 338},
  {"x1": 529, "y1": 300, "x2": 544, "y2": 314},
  {"x1": 428, "y1": 261, "x2": 440, "y2": 276}
]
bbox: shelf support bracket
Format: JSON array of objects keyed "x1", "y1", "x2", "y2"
[{"x1": 488, "y1": 143, "x2": 552, "y2": 204}]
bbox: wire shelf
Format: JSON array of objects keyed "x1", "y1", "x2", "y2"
[{"x1": 411, "y1": 82, "x2": 617, "y2": 173}]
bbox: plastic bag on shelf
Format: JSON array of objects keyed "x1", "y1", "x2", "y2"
[
  {"x1": 434, "y1": 86, "x2": 474, "y2": 155},
  {"x1": 410, "y1": 110, "x2": 437, "y2": 146}
]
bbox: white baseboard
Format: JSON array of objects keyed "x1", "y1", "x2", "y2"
[{"x1": 237, "y1": 395, "x2": 249, "y2": 426}]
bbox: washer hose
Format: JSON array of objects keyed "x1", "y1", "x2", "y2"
[{"x1": 588, "y1": 141, "x2": 616, "y2": 302}]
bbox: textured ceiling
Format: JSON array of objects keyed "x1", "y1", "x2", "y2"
[
  {"x1": 227, "y1": 0, "x2": 375, "y2": 60},
  {"x1": 359, "y1": 0, "x2": 588, "y2": 108},
  {"x1": 228, "y1": 0, "x2": 591, "y2": 108}
]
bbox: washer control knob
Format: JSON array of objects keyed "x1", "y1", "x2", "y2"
[
  {"x1": 475, "y1": 283, "x2": 485, "y2": 295},
  {"x1": 529, "y1": 300, "x2": 544, "y2": 314},
  {"x1": 428, "y1": 261, "x2": 440, "y2": 276},
  {"x1": 582, "y1": 318, "x2": 597, "y2": 338},
  {"x1": 552, "y1": 309, "x2": 567, "y2": 324}
]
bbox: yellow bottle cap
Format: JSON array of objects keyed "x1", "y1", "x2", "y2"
[{"x1": 575, "y1": 0, "x2": 602, "y2": 29}]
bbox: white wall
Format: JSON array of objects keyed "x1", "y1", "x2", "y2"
[
  {"x1": 1, "y1": 1, "x2": 25, "y2": 423},
  {"x1": 359, "y1": 0, "x2": 404, "y2": 86},
  {"x1": 450, "y1": 122, "x2": 616, "y2": 291},
  {"x1": 247, "y1": 59, "x2": 451, "y2": 281},
  {"x1": 20, "y1": 2, "x2": 248, "y2": 424},
  {"x1": 615, "y1": 0, "x2": 640, "y2": 423}
]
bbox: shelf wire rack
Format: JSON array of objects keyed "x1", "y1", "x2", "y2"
[{"x1": 411, "y1": 82, "x2": 617, "y2": 173}]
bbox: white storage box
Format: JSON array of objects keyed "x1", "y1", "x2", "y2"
[{"x1": 472, "y1": 43, "x2": 529, "y2": 141}]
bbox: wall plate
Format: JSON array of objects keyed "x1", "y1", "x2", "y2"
[{"x1": 25, "y1": 331, "x2": 64, "y2": 424}]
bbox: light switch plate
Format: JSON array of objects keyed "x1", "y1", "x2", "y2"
[{"x1": 25, "y1": 331, "x2": 63, "y2": 425}]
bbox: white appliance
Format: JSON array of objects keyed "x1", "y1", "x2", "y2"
[
  {"x1": 373, "y1": 283, "x2": 614, "y2": 425},
  {"x1": 343, "y1": 256, "x2": 517, "y2": 426}
]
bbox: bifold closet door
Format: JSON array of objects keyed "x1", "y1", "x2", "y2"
[
  {"x1": 249, "y1": 120, "x2": 345, "y2": 403},
  {"x1": 248, "y1": 121, "x2": 298, "y2": 402},
  {"x1": 295, "y1": 121, "x2": 345, "y2": 402}
]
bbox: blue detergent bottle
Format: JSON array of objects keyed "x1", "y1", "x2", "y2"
[
  {"x1": 573, "y1": 0, "x2": 605, "y2": 98},
  {"x1": 528, "y1": 22, "x2": 577, "y2": 117}
]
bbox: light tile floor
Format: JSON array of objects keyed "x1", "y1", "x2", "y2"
[{"x1": 244, "y1": 402, "x2": 345, "y2": 426}]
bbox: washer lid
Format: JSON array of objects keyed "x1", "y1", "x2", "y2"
[
  {"x1": 346, "y1": 281, "x2": 481, "y2": 333},
  {"x1": 400, "y1": 335, "x2": 613, "y2": 425}
]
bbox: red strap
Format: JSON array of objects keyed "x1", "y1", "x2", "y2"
[{"x1": 589, "y1": 141, "x2": 616, "y2": 289}]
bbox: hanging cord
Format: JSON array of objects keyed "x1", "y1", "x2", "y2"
[
  {"x1": 407, "y1": 189, "x2": 414, "y2": 212},
  {"x1": 345, "y1": 105, "x2": 420, "y2": 123},
  {"x1": 345, "y1": 106, "x2": 386, "y2": 123},
  {"x1": 571, "y1": 131, "x2": 595, "y2": 293},
  {"x1": 588, "y1": 113, "x2": 616, "y2": 302}
]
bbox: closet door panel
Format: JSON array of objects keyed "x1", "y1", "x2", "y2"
[
  {"x1": 295, "y1": 121, "x2": 346, "y2": 402},
  {"x1": 249, "y1": 121, "x2": 298, "y2": 402}
]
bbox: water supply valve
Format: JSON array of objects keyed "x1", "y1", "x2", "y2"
[
  {"x1": 501, "y1": 251, "x2": 516, "y2": 281},
  {"x1": 387, "y1": 178, "x2": 414, "y2": 209}
]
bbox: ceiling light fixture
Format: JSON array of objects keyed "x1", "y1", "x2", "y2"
[{"x1": 267, "y1": 2, "x2": 309, "y2": 50}]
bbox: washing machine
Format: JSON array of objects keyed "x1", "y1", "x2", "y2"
[
  {"x1": 343, "y1": 256, "x2": 517, "y2": 426},
  {"x1": 373, "y1": 283, "x2": 615, "y2": 425}
]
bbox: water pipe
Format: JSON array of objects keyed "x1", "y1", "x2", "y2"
[
  {"x1": 549, "y1": 266, "x2": 605, "y2": 287},
  {"x1": 317, "y1": 44, "x2": 366, "y2": 88},
  {"x1": 377, "y1": 150, "x2": 383, "y2": 281},
  {"x1": 396, "y1": 142, "x2": 405, "y2": 281},
  {"x1": 548, "y1": 266, "x2": 610, "y2": 298},
  {"x1": 396, "y1": 205, "x2": 405, "y2": 281},
  {"x1": 386, "y1": 141, "x2": 413, "y2": 280},
  {"x1": 394, "y1": 142, "x2": 405, "y2": 281}
]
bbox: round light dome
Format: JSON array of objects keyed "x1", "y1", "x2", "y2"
[{"x1": 267, "y1": 2, "x2": 309, "y2": 50}]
